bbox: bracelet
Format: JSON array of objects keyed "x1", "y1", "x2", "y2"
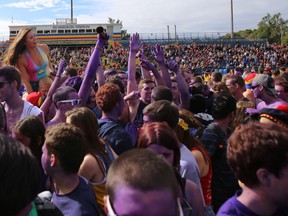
[{"x1": 96, "y1": 46, "x2": 103, "y2": 51}]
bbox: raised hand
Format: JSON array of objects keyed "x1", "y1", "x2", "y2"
[
  {"x1": 130, "y1": 33, "x2": 141, "y2": 53},
  {"x1": 153, "y1": 44, "x2": 165, "y2": 63},
  {"x1": 97, "y1": 31, "x2": 109, "y2": 46},
  {"x1": 167, "y1": 60, "x2": 180, "y2": 73},
  {"x1": 124, "y1": 90, "x2": 140, "y2": 101},
  {"x1": 136, "y1": 45, "x2": 146, "y2": 60},
  {"x1": 140, "y1": 59, "x2": 157, "y2": 72},
  {"x1": 56, "y1": 59, "x2": 67, "y2": 77}
]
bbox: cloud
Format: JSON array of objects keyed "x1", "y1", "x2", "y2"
[
  {"x1": 5, "y1": 0, "x2": 63, "y2": 11},
  {"x1": 0, "y1": 0, "x2": 287, "y2": 41}
]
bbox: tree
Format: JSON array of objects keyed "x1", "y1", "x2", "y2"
[
  {"x1": 256, "y1": 13, "x2": 288, "y2": 44},
  {"x1": 223, "y1": 13, "x2": 288, "y2": 45},
  {"x1": 107, "y1": 17, "x2": 130, "y2": 40}
]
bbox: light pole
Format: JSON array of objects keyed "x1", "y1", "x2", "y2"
[
  {"x1": 230, "y1": 0, "x2": 234, "y2": 39},
  {"x1": 71, "y1": 0, "x2": 73, "y2": 23},
  {"x1": 167, "y1": 25, "x2": 170, "y2": 42}
]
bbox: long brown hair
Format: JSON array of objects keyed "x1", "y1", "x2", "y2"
[
  {"x1": 175, "y1": 109, "x2": 210, "y2": 164},
  {"x1": 4, "y1": 28, "x2": 32, "y2": 66},
  {"x1": 137, "y1": 122, "x2": 180, "y2": 170},
  {"x1": 65, "y1": 107, "x2": 109, "y2": 161}
]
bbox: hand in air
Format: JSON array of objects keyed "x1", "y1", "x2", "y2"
[
  {"x1": 136, "y1": 45, "x2": 146, "y2": 60},
  {"x1": 97, "y1": 32, "x2": 109, "y2": 45},
  {"x1": 130, "y1": 33, "x2": 141, "y2": 53},
  {"x1": 140, "y1": 59, "x2": 157, "y2": 72},
  {"x1": 153, "y1": 44, "x2": 165, "y2": 63},
  {"x1": 56, "y1": 59, "x2": 68, "y2": 76},
  {"x1": 167, "y1": 60, "x2": 180, "y2": 73},
  {"x1": 124, "y1": 90, "x2": 140, "y2": 101}
]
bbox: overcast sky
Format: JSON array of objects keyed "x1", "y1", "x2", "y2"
[{"x1": 0, "y1": 0, "x2": 287, "y2": 41}]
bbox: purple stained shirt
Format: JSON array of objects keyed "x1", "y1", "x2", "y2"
[{"x1": 217, "y1": 190, "x2": 288, "y2": 216}]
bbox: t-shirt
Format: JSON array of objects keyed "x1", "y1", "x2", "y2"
[
  {"x1": 52, "y1": 176, "x2": 99, "y2": 216},
  {"x1": 217, "y1": 190, "x2": 288, "y2": 216},
  {"x1": 201, "y1": 122, "x2": 239, "y2": 212},
  {"x1": 179, "y1": 144, "x2": 204, "y2": 200},
  {"x1": 21, "y1": 100, "x2": 44, "y2": 120},
  {"x1": 98, "y1": 118, "x2": 133, "y2": 155}
]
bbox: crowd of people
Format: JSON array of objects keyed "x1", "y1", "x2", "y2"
[{"x1": 0, "y1": 27, "x2": 288, "y2": 216}]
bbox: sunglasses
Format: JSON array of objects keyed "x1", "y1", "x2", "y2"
[
  {"x1": 59, "y1": 99, "x2": 82, "y2": 106},
  {"x1": 251, "y1": 85, "x2": 260, "y2": 90},
  {"x1": 0, "y1": 81, "x2": 9, "y2": 89}
]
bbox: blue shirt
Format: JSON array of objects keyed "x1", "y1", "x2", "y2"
[{"x1": 52, "y1": 176, "x2": 99, "y2": 216}]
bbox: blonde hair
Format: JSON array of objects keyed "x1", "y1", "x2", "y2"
[
  {"x1": 39, "y1": 77, "x2": 53, "y2": 88},
  {"x1": 232, "y1": 100, "x2": 255, "y2": 130}
]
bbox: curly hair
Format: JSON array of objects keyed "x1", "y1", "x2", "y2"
[{"x1": 96, "y1": 83, "x2": 122, "y2": 113}]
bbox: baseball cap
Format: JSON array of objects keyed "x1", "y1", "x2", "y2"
[
  {"x1": 26, "y1": 92, "x2": 43, "y2": 107},
  {"x1": 252, "y1": 74, "x2": 276, "y2": 95}
]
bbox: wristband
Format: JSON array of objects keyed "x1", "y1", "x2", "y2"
[{"x1": 96, "y1": 46, "x2": 103, "y2": 51}]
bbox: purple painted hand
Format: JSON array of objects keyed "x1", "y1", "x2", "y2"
[
  {"x1": 153, "y1": 44, "x2": 165, "y2": 63},
  {"x1": 246, "y1": 108, "x2": 259, "y2": 115},
  {"x1": 130, "y1": 33, "x2": 141, "y2": 53},
  {"x1": 56, "y1": 59, "x2": 67, "y2": 77},
  {"x1": 97, "y1": 32, "x2": 109, "y2": 46},
  {"x1": 167, "y1": 60, "x2": 180, "y2": 73},
  {"x1": 139, "y1": 59, "x2": 157, "y2": 72},
  {"x1": 136, "y1": 45, "x2": 146, "y2": 60}
]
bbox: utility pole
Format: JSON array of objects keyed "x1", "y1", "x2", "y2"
[
  {"x1": 174, "y1": 25, "x2": 177, "y2": 42},
  {"x1": 167, "y1": 25, "x2": 170, "y2": 42},
  {"x1": 230, "y1": 0, "x2": 234, "y2": 39},
  {"x1": 71, "y1": 0, "x2": 73, "y2": 23}
]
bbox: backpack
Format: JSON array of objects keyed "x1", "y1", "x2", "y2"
[{"x1": 34, "y1": 191, "x2": 64, "y2": 216}]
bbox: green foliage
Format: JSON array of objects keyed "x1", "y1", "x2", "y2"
[
  {"x1": 107, "y1": 17, "x2": 130, "y2": 40},
  {"x1": 257, "y1": 13, "x2": 288, "y2": 44},
  {"x1": 224, "y1": 13, "x2": 288, "y2": 45},
  {"x1": 108, "y1": 17, "x2": 123, "y2": 28}
]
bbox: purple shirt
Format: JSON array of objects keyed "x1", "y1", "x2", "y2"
[{"x1": 217, "y1": 190, "x2": 288, "y2": 216}]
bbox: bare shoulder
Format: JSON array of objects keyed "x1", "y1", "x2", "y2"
[
  {"x1": 82, "y1": 154, "x2": 101, "y2": 170},
  {"x1": 38, "y1": 44, "x2": 50, "y2": 54},
  {"x1": 79, "y1": 153, "x2": 105, "y2": 182},
  {"x1": 192, "y1": 149, "x2": 203, "y2": 160}
]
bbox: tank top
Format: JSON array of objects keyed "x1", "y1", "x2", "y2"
[
  {"x1": 90, "y1": 144, "x2": 115, "y2": 210},
  {"x1": 191, "y1": 146, "x2": 212, "y2": 205},
  {"x1": 25, "y1": 47, "x2": 49, "y2": 82}
]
